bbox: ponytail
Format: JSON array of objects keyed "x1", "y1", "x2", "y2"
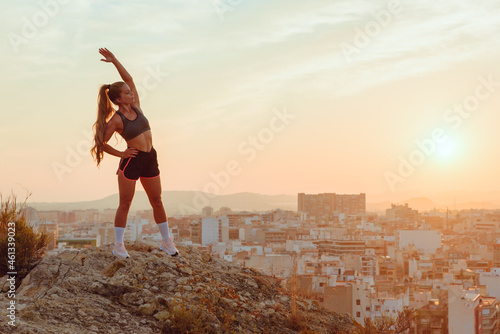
[{"x1": 91, "y1": 82, "x2": 124, "y2": 166}]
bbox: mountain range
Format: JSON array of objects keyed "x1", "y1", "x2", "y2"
[{"x1": 27, "y1": 190, "x2": 500, "y2": 214}]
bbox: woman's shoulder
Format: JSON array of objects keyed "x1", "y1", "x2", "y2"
[
  {"x1": 107, "y1": 112, "x2": 123, "y2": 128},
  {"x1": 109, "y1": 111, "x2": 121, "y2": 121}
]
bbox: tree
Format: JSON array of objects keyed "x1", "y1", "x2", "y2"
[{"x1": 352, "y1": 308, "x2": 417, "y2": 334}]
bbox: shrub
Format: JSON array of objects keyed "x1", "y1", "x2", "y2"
[
  {"x1": 161, "y1": 298, "x2": 216, "y2": 334},
  {"x1": 0, "y1": 195, "x2": 50, "y2": 284},
  {"x1": 351, "y1": 308, "x2": 416, "y2": 334}
]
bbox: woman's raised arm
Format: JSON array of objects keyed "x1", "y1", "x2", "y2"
[{"x1": 99, "y1": 48, "x2": 141, "y2": 107}]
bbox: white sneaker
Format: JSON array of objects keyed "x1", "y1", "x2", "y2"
[
  {"x1": 112, "y1": 242, "x2": 130, "y2": 258},
  {"x1": 160, "y1": 237, "x2": 179, "y2": 256}
]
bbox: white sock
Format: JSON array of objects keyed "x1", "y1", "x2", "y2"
[
  {"x1": 115, "y1": 227, "x2": 126, "y2": 244},
  {"x1": 157, "y1": 221, "x2": 170, "y2": 241}
]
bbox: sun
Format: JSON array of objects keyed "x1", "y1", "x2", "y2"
[
  {"x1": 436, "y1": 139, "x2": 455, "y2": 159},
  {"x1": 433, "y1": 135, "x2": 462, "y2": 163}
]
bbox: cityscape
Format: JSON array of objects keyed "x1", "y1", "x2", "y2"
[
  {"x1": 27, "y1": 192, "x2": 500, "y2": 334},
  {"x1": 3, "y1": 0, "x2": 500, "y2": 332}
]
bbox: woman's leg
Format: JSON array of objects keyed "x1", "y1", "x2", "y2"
[
  {"x1": 141, "y1": 176, "x2": 178, "y2": 256},
  {"x1": 140, "y1": 176, "x2": 167, "y2": 223},
  {"x1": 115, "y1": 172, "x2": 137, "y2": 228},
  {"x1": 113, "y1": 172, "x2": 136, "y2": 258}
]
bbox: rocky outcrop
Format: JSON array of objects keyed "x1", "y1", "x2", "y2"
[{"x1": 0, "y1": 241, "x2": 354, "y2": 333}]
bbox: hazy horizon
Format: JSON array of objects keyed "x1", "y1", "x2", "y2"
[
  {"x1": 2, "y1": 1, "x2": 500, "y2": 203},
  {"x1": 25, "y1": 189, "x2": 500, "y2": 213}
]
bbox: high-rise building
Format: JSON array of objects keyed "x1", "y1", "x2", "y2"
[
  {"x1": 493, "y1": 244, "x2": 500, "y2": 268},
  {"x1": 201, "y1": 216, "x2": 229, "y2": 246},
  {"x1": 298, "y1": 193, "x2": 366, "y2": 217}
]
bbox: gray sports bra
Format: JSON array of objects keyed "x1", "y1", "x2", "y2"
[{"x1": 116, "y1": 106, "x2": 151, "y2": 141}]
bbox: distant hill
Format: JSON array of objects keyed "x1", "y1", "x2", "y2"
[
  {"x1": 27, "y1": 191, "x2": 500, "y2": 214},
  {"x1": 27, "y1": 191, "x2": 298, "y2": 215}
]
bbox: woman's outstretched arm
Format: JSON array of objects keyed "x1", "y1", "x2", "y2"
[
  {"x1": 99, "y1": 48, "x2": 141, "y2": 108},
  {"x1": 102, "y1": 116, "x2": 138, "y2": 159}
]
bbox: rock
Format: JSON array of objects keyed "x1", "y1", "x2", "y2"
[
  {"x1": 120, "y1": 292, "x2": 144, "y2": 306},
  {"x1": 246, "y1": 278, "x2": 258, "y2": 288},
  {"x1": 178, "y1": 266, "x2": 193, "y2": 275},
  {"x1": 154, "y1": 310, "x2": 170, "y2": 321},
  {"x1": 138, "y1": 303, "x2": 156, "y2": 316},
  {"x1": 0, "y1": 276, "x2": 10, "y2": 292},
  {"x1": 154, "y1": 295, "x2": 171, "y2": 307},
  {"x1": 0, "y1": 240, "x2": 355, "y2": 334}
]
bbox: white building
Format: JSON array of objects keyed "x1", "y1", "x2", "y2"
[
  {"x1": 396, "y1": 230, "x2": 442, "y2": 254},
  {"x1": 244, "y1": 254, "x2": 292, "y2": 277},
  {"x1": 124, "y1": 218, "x2": 148, "y2": 242},
  {"x1": 352, "y1": 281, "x2": 373, "y2": 323},
  {"x1": 285, "y1": 239, "x2": 317, "y2": 253},
  {"x1": 370, "y1": 292, "x2": 410, "y2": 319},
  {"x1": 201, "y1": 216, "x2": 229, "y2": 246},
  {"x1": 356, "y1": 219, "x2": 382, "y2": 233},
  {"x1": 448, "y1": 284, "x2": 481, "y2": 334},
  {"x1": 480, "y1": 268, "x2": 500, "y2": 300},
  {"x1": 233, "y1": 244, "x2": 263, "y2": 256}
]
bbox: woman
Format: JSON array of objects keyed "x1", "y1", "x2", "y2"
[{"x1": 90, "y1": 48, "x2": 178, "y2": 258}]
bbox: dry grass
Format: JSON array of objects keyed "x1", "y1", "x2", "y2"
[
  {"x1": 161, "y1": 298, "x2": 216, "y2": 334},
  {"x1": 0, "y1": 194, "x2": 50, "y2": 283}
]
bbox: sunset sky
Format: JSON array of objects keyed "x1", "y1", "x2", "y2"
[{"x1": 2, "y1": 0, "x2": 500, "y2": 204}]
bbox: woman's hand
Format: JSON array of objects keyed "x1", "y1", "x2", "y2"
[
  {"x1": 99, "y1": 48, "x2": 117, "y2": 63},
  {"x1": 122, "y1": 148, "x2": 138, "y2": 159}
]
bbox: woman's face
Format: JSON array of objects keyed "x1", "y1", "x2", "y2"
[{"x1": 117, "y1": 84, "x2": 135, "y2": 105}]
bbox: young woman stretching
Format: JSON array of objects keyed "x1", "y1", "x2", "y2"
[{"x1": 91, "y1": 47, "x2": 178, "y2": 258}]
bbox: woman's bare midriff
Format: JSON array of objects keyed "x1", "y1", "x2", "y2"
[{"x1": 127, "y1": 130, "x2": 153, "y2": 152}]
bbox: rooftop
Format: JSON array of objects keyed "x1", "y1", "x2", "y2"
[
  {"x1": 481, "y1": 297, "x2": 498, "y2": 306},
  {"x1": 464, "y1": 293, "x2": 480, "y2": 302}
]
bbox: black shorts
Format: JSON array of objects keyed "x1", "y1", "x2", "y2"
[{"x1": 117, "y1": 148, "x2": 160, "y2": 181}]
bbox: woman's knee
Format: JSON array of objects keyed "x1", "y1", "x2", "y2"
[
  {"x1": 119, "y1": 197, "x2": 134, "y2": 209},
  {"x1": 150, "y1": 195, "x2": 164, "y2": 209}
]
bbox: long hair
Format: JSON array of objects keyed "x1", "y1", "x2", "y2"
[{"x1": 90, "y1": 81, "x2": 125, "y2": 166}]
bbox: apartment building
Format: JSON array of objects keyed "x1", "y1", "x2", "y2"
[
  {"x1": 255, "y1": 229, "x2": 287, "y2": 244},
  {"x1": 342, "y1": 253, "x2": 377, "y2": 277},
  {"x1": 480, "y1": 269, "x2": 500, "y2": 300},
  {"x1": 323, "y1": 280, "x2": 409, "y2": 325},
  {"x1": 481, "y1": 297, "x2": 500, "y2": 334},
  {"x1": 493, "y1": 244, "x2": 500, "y2": 268},
  {"x1": 201, "y1": 216, "x2": 229, "y2": 246},
  {"x1": 386, "y1": 203, "x2": 418, "y2": 221},
  {"x1": 323, "y1": 281, "x2": 373, "y2": 324},
  {"x1": 448, "y1": 284, "x2": 482, "y2": 334},
  {"x1": 396, "y1": 230, "x2": 442, "y2": 255},
  {"x1": 298, "y1": 192, "x2": 366, "y2": 217},
  {"x1": 414, "y1": 299, "x2": 448, "y2": 334}
]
